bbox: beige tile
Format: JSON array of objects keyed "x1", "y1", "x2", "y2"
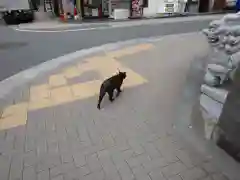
[
  {"x1": 71, "y1": 80, "x2": 101, "y2": 99},
  {"x1": 50, "y1": 86, "x2": 73, "y2": 104},
  {"x1": 1, "y1": 102, "x2": 28, "y2": 118},
  {"x1": 49, "y1": 74, "x2": 67, "y2": 87},
  {"x1": 0, "y1": 113, "x2": 27, "y2": 130},
  {"x1": 107, "y1": 44, "x2": 154, "y2": 58},
  {"x1": 30, "y1": 84, "x2": 50, "y2": 101},
  {"x1": 28, "y1": 98, "x2": 53, "y2": 110},
  {"x1": 63, "y1": 66, "x2": 81, "y2": 79}
]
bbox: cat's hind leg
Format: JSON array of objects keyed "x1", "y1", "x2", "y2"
[
  {"x1": 107, "y1": 90, "x2": 114, "y2": 102},
  {"x1": 116, "y1": 87, "x2": 122, "y2": 97},
  {"x1": 97, "y1": 92, "x2": 105, "y2": 109}
]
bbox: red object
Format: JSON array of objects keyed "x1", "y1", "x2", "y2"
[
  {"x1": 74, "y1": 6, "x2": 78, "y2": 16},
  {"x1": 98, "y1": 5, "x2": 102, "y2": 17},
  {"x1": 60, "y1": 14, "x2": 65, "y2": 21}
]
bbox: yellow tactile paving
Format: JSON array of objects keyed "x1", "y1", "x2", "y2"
[
  {"x1": 49, "y1": 74, "x2": 67, "y2": 87},
  {"x1": 63, "y1": 66, "x2": 81, "y2": 79},
  {"x1": 51, "y1": 86, "x2": 73, "y2": 104},
  {"x1": 30, "y1": 84, "x2": 50, "y2": 101},
  {"x1": 0, "y1": 43, "x2": 153, "y2": 130},
  {"x1": 28, "y1": 98, "x2": 53, "y2": 111},
  {"x1": 71, "y1": 80, "x2": 101, "y2": 99},
  {"x1": 1, "y1": 102, "x2": 28, "y2": 118},
  {"x1": 107, "y1": 43, "x2": 154, "y2": 58},
  {"x1": 0, "y1": 113, "x2": 27, "y2": 129}
]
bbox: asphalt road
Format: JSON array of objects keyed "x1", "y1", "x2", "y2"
[{"x1": 0, "y1": 19, "x2": 211, "y2": 81}]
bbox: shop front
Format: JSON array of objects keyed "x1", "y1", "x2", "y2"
[
  {"x1": 62, "y1": 0, "x2": 146, "y2": 20},
  {"x1": 80, "y1": 0, "x2": 110, "y2": 18}
]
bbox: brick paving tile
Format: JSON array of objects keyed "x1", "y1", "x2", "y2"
[
  {"x1": 180, "y1": 167, "x2": 207, "y2": 180},
  {"x1": 161, "y1": 161, "x2": 187, "y2": 178}
]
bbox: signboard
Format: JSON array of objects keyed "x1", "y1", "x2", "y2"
[{"x1": 164, "y1": 3, "x2": 174, "y2": 13}]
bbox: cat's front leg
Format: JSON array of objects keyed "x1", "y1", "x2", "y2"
[{"x1": 116, "y1": 87, "x2": 122, "y2": 97}]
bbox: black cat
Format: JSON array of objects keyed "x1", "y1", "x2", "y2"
[{"x1": 97, "y1": 70, "x2": 127, "y2": 109}]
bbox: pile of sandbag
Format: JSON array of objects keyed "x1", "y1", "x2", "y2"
[{"x1": 200, "y1": 13, "x2": 240, "y2": 140}]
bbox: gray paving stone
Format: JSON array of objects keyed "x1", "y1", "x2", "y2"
[
  {"x1": 23, "y1": 166, "x2": 37, "y2": 180},
  {"x1": 37, "y1": 170, "x2": 49, "y2": 180},
  {"x1": 180, "y1": 167, "x2": 207, "y2": 180},
  {"x1": 132, "y1": 165, "x2": 151, "y2": 180},
  {"x1": 149, "y1": 169, "x2": 166, "y2": 180},
  {"x1": 0, "y1": 154, "x2": 11, "y2": 180},
  {"x1": 86, "y1": 153, "x2": 102, "y2": 172},
  {"x1": 36, "y1": 139, "x2": 47, "y2": 157},
  {"x1": 142, "y1": 157, "x2": 170, "y2": 173},
  {"x1": 23, "y1": 151, "x2": 38, "y2": 167},
  {"x1": 50, "y1": 162, "x2": 75, "y2": 178},
  {"x1": 51, "y1": 175, "x2": 64, "y2": 180},
  {"x1": 73, "y1": 152, "x2": 86, "y2": 167},
  {"x1": 117, "y1": 162, "x2": 135, "y2": 180},
  {"x1": 78, "y1": 165, "x2": 91, "y2": 176},
  {"x1": 47, "y1": 140, "x2": 59, "y2": 154},
  {"x1": 128, "y1": 139, "x2": 145, "y2": 156},
  {"x1": 82, "y1": 170, "x2": 105, "y2": 180},
  {"x1": 168, "y1": 175, "x2": 183, "y2": 180},
  {"x1": 36, "y1": 153, "x2": 61, "y2": 172},
  {"x1": 175, "y1": 150, "x2": 194, "y2": 168},
  {"x1": 60, "y1": 152, "x2": 73, "y2": 164},
  {"x1": 201, "y1": 161, "x2": 220, "y2": 174},
  {"x1": 63, "y1": 167, "x2": 83, "y2": 180},
  {"x1": 161, "y1": 161, "x2": 187, "y2": 178},
  {"x1": 13, "y1": 126, "x2": 26, "y2": 153},
  {"x1": 126, "y1": 153, "x2": 151, "y2": 168},
  {"x1": 142, "y1": 142, "x2": 162, "y2": 160},
  {"x1": 98, "y1": 150, "x2": 121, "y2": 180},
  {"x1": 200, "y1": 176, "x2": 213, "y2": 180},
  {"x1": 9, "y1": 154, "x2": 24, "y2": 180},
  {"x1": 211, "y1": 173, "x2": 229, "y2": 180}
]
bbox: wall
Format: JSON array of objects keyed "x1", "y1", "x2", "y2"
[
  {"x1": 143, "y1": 0, "x2": 186, "y2": 17},
  {"x1": 143, "y1": 0, "x2": 158, "y2": 16}
]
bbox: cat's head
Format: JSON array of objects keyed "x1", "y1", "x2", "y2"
[{"x1": 117, "y1": 69, "x2": 127, "y2": 79}]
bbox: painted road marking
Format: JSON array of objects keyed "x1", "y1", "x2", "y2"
[{"x1": 0, "y1": 44, "x2": 153, "y2": 130}]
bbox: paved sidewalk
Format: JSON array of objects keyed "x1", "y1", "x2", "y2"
[{"x1": 0, "y1": 33, "x2": 232, "y2": 180}]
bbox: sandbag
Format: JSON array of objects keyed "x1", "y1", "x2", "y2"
[
  {"x1": 225, "y1": 43, "x2": 240, "y2": 54},
  {"x1": 229, "y1": 51, "x2": 240, "y2": 68},
  {"x1": 227, "y1": 35, "x2": 240, "y2": 45},
  {"x1": 209, "y1": 50, "x2": 229, "y2": 67},
  {"x1": 201, "y1": 84, "x2": 228, "y2": 104},
  {"x1": 209, "y1": 20, "x2": 224, "y2": 29},
  {"x1": 225, "y1": 25, "x2": 240, "y2": 36},
  {"x1": 204, "y1": 71, "x2": 221, "y2": 87},
  {"x1": 222, "y1": 13, "x2": 240, "y2": 23},
  {"x1": 207, "y1": 64, "x2": 229, "y2": 73},
  {"x1": 200, "y1": 94, "x2": 224, "y2": 140}
]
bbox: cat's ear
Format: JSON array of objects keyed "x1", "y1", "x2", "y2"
[{"x1": 117, "y1": 68, "x2": 120, "y2": 73}]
